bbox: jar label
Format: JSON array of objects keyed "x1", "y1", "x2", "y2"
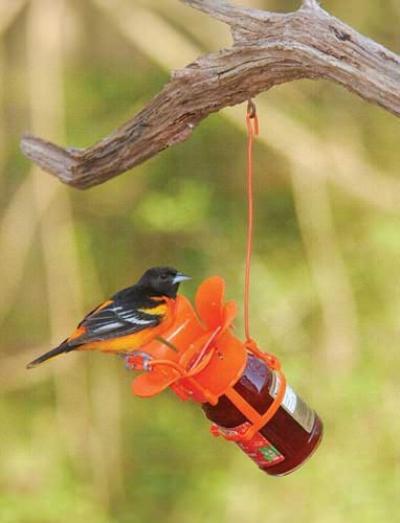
[
  {"x1": 269, "y1": 373, "x2": 315, "y2": 433},
  {"x1": 238, "y1": 429, "x2": 285, "y2": 468},
  {"x1": 217, "y1": 422, "x2": 285, "y2": 468}
]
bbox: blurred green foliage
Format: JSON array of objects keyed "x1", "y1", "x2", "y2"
[{"x1": 1, "y1": 1, "x2": 400, "y2": 522}]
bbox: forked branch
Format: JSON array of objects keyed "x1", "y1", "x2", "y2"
[{"x1": 21, "y1": 0, "x2": 400, "y2": 189}]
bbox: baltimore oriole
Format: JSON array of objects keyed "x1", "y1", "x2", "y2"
[{"x1": 27, "y1": 266, "x2": 190, "y2": 369}]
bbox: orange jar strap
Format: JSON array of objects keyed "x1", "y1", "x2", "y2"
[{"x1": 212, "y1": 369, "x2": 287, "y2": 442}]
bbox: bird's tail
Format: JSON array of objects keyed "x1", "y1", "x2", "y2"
[{"x1": 27, "y1": 340, "x2": 75, "y2": 369}]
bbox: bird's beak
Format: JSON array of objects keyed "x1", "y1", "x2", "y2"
[{"x1": 173, "y1": 272, "x2": 191, "y2": 284}]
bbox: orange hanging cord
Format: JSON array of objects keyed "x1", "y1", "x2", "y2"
[
  {"x1": 244, "y1": 99, "x2": 259, "y2": 344},
  {"x1": 243, "y1": 101, "x2": 282, "y2": 371}
]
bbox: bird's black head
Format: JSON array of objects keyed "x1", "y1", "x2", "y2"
[{"x1": 137, "y1": 266, "x2": 191, "y2": 298}]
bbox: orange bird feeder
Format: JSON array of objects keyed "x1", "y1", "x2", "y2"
[
  {"x1": 126, "y1": 276, "x2": 323, "y2": 476},
  {"x1": 127, "y1": 101, "x2": 323, "y2": 476}
]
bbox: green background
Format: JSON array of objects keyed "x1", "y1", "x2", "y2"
[{"x1": 1, "y1": 1, "x2": 400, "y2": 522}]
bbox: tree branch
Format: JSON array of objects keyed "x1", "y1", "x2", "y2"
[
  {"x1": 20, "y1": 0, "x2": 400, "y2": 189},
  {"x1": 301, "y1": 0, "x2": 320, "y2": 10},
  {"x1": 180, "y1": 0, "x2": 245, "y2": 23}
]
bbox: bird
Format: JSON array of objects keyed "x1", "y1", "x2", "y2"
[{"x1": 27, "y1": 266, "x2": 191, "y2": 369}]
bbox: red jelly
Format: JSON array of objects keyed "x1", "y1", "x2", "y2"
[{"x1": 203, "y1": 353, "x2": 323, "y2": 476}]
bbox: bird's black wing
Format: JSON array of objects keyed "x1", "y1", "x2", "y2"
[{"x1": 70, "y1": 294, "x2": 164, "y2": 344}]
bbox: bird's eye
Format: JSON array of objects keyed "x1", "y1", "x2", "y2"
[{"x1": 160, "y1": 274, "x2": 168, "y2": 280}]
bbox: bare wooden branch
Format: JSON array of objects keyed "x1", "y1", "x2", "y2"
[
  {"x1": 20, "y1": 0, "x2": 400, "y2": 189},
  {"x1": 180, "y1": 0, "x2": 245, "y2": 23},
  {"x1": 301, "y1": 0, "x2": 320, "y2": 10}
]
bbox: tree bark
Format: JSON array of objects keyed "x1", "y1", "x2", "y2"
[{"x1": 20, "y1": 0, "x2": 400, "y2": 189}]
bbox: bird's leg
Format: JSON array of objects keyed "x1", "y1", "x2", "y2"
[{"x1": 155, "y1": 336, "x2": 179, "y2": 353}]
